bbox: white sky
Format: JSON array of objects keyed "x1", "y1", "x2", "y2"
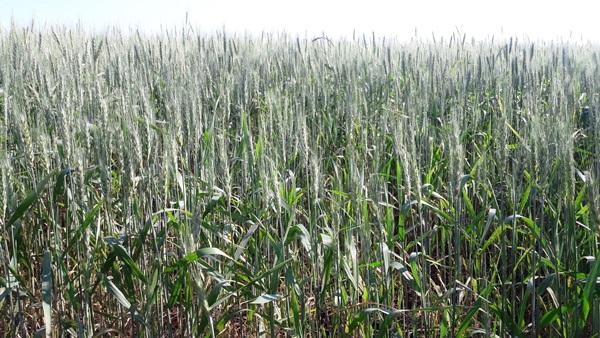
[{"x1": 1, "y1": 0, "x2": 599, "y2": 41}]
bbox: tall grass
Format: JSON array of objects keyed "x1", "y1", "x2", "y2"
[{"x1": 0, "y1": 24, "x2": 599, "y2": 337}]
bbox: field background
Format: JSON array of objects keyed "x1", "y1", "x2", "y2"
[{"x1": 1, "y1": 26, "x2": 599, "y2": 337}]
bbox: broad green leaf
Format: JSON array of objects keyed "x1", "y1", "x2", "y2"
[
  {"x1": 112, "y1": 244, "x2": 147, "y2": 284},
  {"x1": 6, "y1": 170, "x2": 61, "y2": 231}
]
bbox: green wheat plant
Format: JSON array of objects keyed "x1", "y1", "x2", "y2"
[{"x1": 0, "y1": 24, "x2": 599, "y2": 337}]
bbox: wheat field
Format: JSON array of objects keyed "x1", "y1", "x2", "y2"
[{"x1": 1, "y1": 25, "x2": 599, "y2": 337}]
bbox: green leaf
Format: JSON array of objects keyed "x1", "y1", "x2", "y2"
[
  {"x1": 196, "y1": 247, "x2": 233, "y2": 261},
  {"x1": 457, "y1": 284, "x2": 492, "y2": 337},
  {"x1": 518, "y1": 179, "x2": 533, "y2": 214},
  {"x1": 61, "y1": 202, "x2": 102, "y2": 259},
  {"x1": 202, "y1": 189, "x2": 225, "y2": 218},
  {"x1": 460, "y1": 174, "x2": 476, "y2": 221},
  {"x1": 420, "y1": 200, "x2": 454, "y2": 222},
  {"x1": 390, "y1": 260, "x2": 421, "y2": 292},
  {"x1": 104, "y1": 276, "x2": 144, "y2": 323},
  {"x1": 504, "y1": 214, "x2": 540, "y2": 238},
  {"x1": 581, "y1": 256, "x2": 600, "y2": 324},
  {"x1": 440, "y1": 308, "x2": 450, "y2": 338},
  {"x1": 52, "y1": 167, "x2": 73, "y2": 200},
  {"x1": 104, "y1": 276, "x2": 131, "y2": 309},
  {"x1": 168, "y1": 268, "x2": 186, "y2": 307},
  {"x1": 480, "y1": 208, "x2": 497, "y2": 245},
  {"x1": 284, "y1": 223, "x2": 312, "y2": 253},
  {"x1": 540, "y1": 305, "x2": 568, "y2": 329},
  {"x1": 6, "y1": 170, "x2": 61, "y2": 231},
  {"x1": 479, "y1": 224, "x2": 509, "y2": 254},
  {"x1": 251, "y1": 293, "x2": 281, "y2": 305},
  {"x1": 112, "y1": 245, "x2": 147, "y2": 284}
]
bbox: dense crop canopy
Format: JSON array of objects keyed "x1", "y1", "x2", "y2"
[{"x1": 0, "y1": 26, "x2": 599, "y2": 337}]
